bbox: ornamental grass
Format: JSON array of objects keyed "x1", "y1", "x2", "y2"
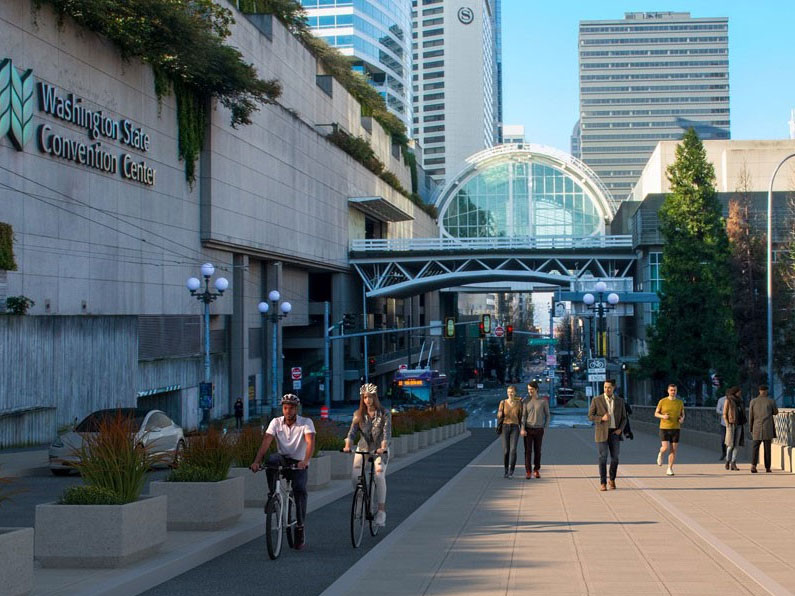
[
  {"x1": 231, "y1": 425, "x2": 265, "y2": 467},
  {"x1": 168, "y1": 428, "x2": 234, "y2": 482},
  {"x1": 313, "y1": 418, "x2": 346, "y2": 455}
]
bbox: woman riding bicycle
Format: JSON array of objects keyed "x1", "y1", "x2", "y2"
[{"x1": 343, "y1": 383, "x2": 391, "y2": 527}]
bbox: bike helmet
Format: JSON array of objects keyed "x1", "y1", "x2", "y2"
[
  {"x1": 360, "y1": 383, "x2": 378, "y2": 395},
  {"x1": 281, "y1": 393, "x2": 301, "y2": 406}
]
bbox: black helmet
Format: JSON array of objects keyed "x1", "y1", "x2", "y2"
[{"x1": 281, "y1": 393, "x2": 301, "y2": 406}]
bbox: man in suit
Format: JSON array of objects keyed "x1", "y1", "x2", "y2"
[
  {"x1": 588, "y1": 379, "x2": 627, "y2": 491},
  {"x1": 749, "y1": 385, "x2": 778, "y2": 473}
]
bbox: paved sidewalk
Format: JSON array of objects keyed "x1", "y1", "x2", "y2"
[{"x1": 323, "y1": 428, "x2": 795, "y2": 596}]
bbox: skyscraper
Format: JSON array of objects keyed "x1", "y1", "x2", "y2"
[
  {"x1": 300, "y1": 0, "x2": 413, "y2": 130},
  {"x1": 411, "y1": 0, "x2": 500, "y2": 183},
  {"x1": 577, "y1": 12, "x2": 730, "y2": 199}
]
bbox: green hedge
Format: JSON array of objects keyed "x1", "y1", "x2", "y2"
[{"x1": 0, "y1": 223, "x2": 16, "y2": 271}]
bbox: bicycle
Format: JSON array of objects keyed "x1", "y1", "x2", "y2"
[
  {"x1": 259, "y1": 460, "x2": 299, "y2": 559},
  {"x1": 347, "y1": 449, "x2": 387, "y2": 548}
]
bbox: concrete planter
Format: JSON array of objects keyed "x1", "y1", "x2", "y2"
[
  {"x1": 407, "y1": 433, "x2": 419, "y2": 452},
  {"x1": 228, "y1": 467, "x2": 268, "y2": 508},
  {"x1": 430, "y1": 427, "x2": 440, "y2": 443},
  {"x1": 391, "y1": 435, "x2": 407, "y2": 458},
  {"x1": 35, "y1": 496, "x2": 166, "y2": 568},
  {"x1": 0, "y1": 527, "x2": 33, "y2": 595},
  {"x1": 441, "y1": 425, "x2": 450, "y2": 440},
  {"x1": 308, "y1": 454, "x2": 331, "y2": 490},
  {"x1": 150, "y1": 476, "x2": 244, "y2": 530},
  {"x1": 321, "y1": 450, "x2": 350, "y2": 480},
  {"x1": 418, "y1": 430, "x2": 430, "y2": 449}
]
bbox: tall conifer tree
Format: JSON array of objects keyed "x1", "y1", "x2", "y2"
[{"x1": 640, "y1": 129, "x2": 737, "y2": 399}]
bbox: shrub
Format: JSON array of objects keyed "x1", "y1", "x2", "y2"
[
  {"x1": 5, "y1": 296, "x2": 35, "y2": 315},
  {"x1": 60, "y1": 485, "x2": 125, "y2": 505},
  {"x1": 313, "y1": 419, "x2": 346, "y2": 455},
  {"x1": 168, "y1": 428, "x2": 234, "y2": 482},
  {"x1": 71, "y1": 411, "x2": 156, "y2": 504},
  {"x1": 391, "y1": 413, "x2": 414, "y2": 437},
  {"x1": 232, "y1": 426, "x2": 264, "y2": 467},
  {"x1": 326, "y1": 130, "x2": 384, "y2": 175}
]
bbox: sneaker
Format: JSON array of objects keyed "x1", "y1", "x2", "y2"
[
  {"x1": 504, "y1": 471, "x2": 509, "y2": 478},
  {"x1": 294, "y1": 525, "x2": 305, "y2": 550},
  {"x1": 508, "y1": 470, "x2": 514, "y2": 479},
  {"x1": 374, "y1": 511, "x2": 386, "y2": 526},
  {"x1": 656, "y1": 452, "x2": 663, "y2": 466},
  {"x1": 666, "y1": 468, "x2": 674, "y2": 476},
  {"x1": 534, "y1": 470, "x2": 540, "y2": 479}
]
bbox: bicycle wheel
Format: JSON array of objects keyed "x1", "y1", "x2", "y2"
[
  {"x1": 285, "y1": 494, "x2": 296, "y2": 548},
  {"x1": 265, "y1": 493, "x2": 283, "y2": 559},
  {"x1": 350, "y1": 485, "x2": 366, "y2": 548},
  {"x1": 369, "y1": 470, "x2": 380, "y2": 536}
]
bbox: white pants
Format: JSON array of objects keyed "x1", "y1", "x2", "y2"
[{"x1": 352, "y1": 453, "x2": 387, "y2": 505}]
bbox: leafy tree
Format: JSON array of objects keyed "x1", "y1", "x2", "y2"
[
  {"x1": 726, "y1": 165, "x2": 766, "y2": 394},
  {"x1": 773, "y1": 195, "x2": 795, "y2": 395},
  {"x1": 639, "y1": 128, "x2": 737, "y2": 401}
]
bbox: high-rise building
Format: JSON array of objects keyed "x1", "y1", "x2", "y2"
[
  {"x1": 577, "y1": 12, "x2": 730, "y2": 199},
  {"x1": 502, "y1": 124, "x2": 525, "y2": 144},
  {"x1": 300, "y1": 0, "x2": 413, "y2": 130},
  {"x1": 411, "y1": 0, "x2": 500, "y2": 183},
  {"x1": 570, "y1": 119, "x2": 581, "y2": 158}
]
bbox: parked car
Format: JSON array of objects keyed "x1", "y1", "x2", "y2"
[{"x1": 49, "y1": 408, "x2": 185, "y2": 476}]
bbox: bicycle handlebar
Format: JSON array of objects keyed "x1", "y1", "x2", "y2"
[{"x1": 340, "y1": 449, "x2": 389, "y2": 456}]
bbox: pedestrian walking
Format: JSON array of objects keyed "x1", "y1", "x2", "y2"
[
  {"x1": 716, "y1": 393, "x2": 727, "y2": 460},
  {"x1": 587, "y1": 379, "x2": 627, "y2": 491},
  {"x1": 497, "y1": 385, "x2": 523, "y2": 478},
  {"x1": 520, "y1": 381, "x2": 550, "y2": 479},
  {"x1": 749, "y1": 385, "x2": 778, "y2": 473},
  {"x1": 655, "y1": 384, "x2": 685, "y2": 476},
  {"x1": 722, "y1": 386, "x2": 745, "y2": 470},
  {"x1": 234, "y1": 398, "x2": 244, "y2": 430}
]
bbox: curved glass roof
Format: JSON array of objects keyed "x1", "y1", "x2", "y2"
[{"x1": 437, "y1": 145, "x2": 615, "y2": 239}]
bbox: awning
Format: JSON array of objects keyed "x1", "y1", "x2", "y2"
[
  {"x1": 349, "y1": 196, "x2": 413, "y2": 222},
  {"x1": 137, "y1": 384, "x2": 182, "y2": 398}
]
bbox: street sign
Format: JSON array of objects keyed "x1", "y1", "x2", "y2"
[
  {"x1": 585, "y1": 386, "x2": 594, "y2": 397},
  {"x1": 292, "y1": 379, "x2": 302, "y2": 390},
  {"x1": 199, "y1": 382, "x2": 213, "y2": 409},
  {"x1": 430, "y1": 319, "x2": 442, "y2": 336},
  {"x1": 528, "y1": 337, "x2": 558, "y2": 346},
  {"x1": 588, "y1": 373, "x2": 606, "y2": 383},
  {"x1": 291, "y1": 367, "x2": 302, "y2": 381},
  {"x1": 587, "y1": 358, "x2": 606, "y2": 372},
  {"x1": 546, "y1": 354, "x2": 557, "y2": 366},
  {"x1": 494, "y1": 325, "x2": 504, "y2": 337},
  {"x1": 399, "y1": 364, "x2": 408, "y2": 371}
]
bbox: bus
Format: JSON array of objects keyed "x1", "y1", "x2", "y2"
[{"x1": 390, "y1": 368, "x2": 449, "y2": 409}]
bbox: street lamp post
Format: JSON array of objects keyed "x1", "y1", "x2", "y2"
[
  {"x1": 258, "y1": 291, "x2": 292, "y2": 415},
  {"x1": 767, "y1": 153, "x2": 795, "y2": 394},
  {"x1": 582, "y1": 281, "x2": 620, "y2": 358},
  {"x1": 187, "y1": 263, "x2": 229, "y2": 428}
]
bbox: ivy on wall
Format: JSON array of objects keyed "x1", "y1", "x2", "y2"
[
  {"x1": 34, "y1": 0, "x2": 282, "y2": 182},
  {"x1": 0, "y1": 223, "x2": 17, "y2": 271}
]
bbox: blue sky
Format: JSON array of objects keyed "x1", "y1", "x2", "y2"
[{"x1": 502, "y1": 1, "x2": 795, "y2": 151}]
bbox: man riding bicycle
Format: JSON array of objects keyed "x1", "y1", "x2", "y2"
[{"x1": 250, "y1": 394, "x2": 315, "y2": 550}]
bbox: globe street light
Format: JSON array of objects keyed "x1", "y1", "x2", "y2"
[
  {"x1": 582, "y1": 281, "x2": 620, "y2": 358},
  {"x1": 767, "y1": 153, "x2": 795, "y2": 394},
  {"x1": 259, "y1": 291, "x2": 292, "y2": 415},
  {"x1": 187, "y1": 263, "x2": 229, "y2": 428}
]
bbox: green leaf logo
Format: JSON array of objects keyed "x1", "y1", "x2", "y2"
[{"x1": 1, "y1": 59, "x2": 34, "y2": 151}]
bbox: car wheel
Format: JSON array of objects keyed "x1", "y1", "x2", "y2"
[
  {"x1": 171, "y1": 440, "x2": 185, "y2": 467},
  {"x1": 51, "y1": 468, "x2": 72, "y2": 476}
]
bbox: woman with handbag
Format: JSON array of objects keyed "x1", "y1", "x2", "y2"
[
  {"x1": 497, "y1": 385, "x2": 523, "y2": 478},
  {"x1": 723, "y1": 385, "x2": 745, "y2": 470}
]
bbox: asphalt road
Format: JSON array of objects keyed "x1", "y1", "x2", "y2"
[{"x1": 141, "y1": 429, "x2": 497, "y2": 596}]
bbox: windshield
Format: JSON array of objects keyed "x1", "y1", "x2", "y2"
[{"x1": 75, "y1": 409, "x2": 146, "y2": 432}]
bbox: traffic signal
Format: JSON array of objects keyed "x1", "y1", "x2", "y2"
[
  {"x1": 506, "y1": 325, "x2": 514, "y2": 342},
  {"x1": 368, "y1": 356, "x2": 376, "y2": 373},
  {"x1": 444, "y1": 316, "x2": 456, "y2": 339},
  {"x1": 342, "y1": 313, "x2": 355, "y2": 331},
  {"x1": 481, "y1": 314, "x2": 492, "y2": 335},
  {"x1": 478, "y1": 321, "x2": 485, "y2": 338}
]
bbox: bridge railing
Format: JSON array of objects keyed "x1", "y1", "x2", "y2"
[{"x1": 350, "y1": 235, "x2": 633, "y2": 252}]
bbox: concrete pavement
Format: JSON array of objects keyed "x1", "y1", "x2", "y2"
[{"x1": 323, "y1": 428, "x2": 795, "y2": 596}]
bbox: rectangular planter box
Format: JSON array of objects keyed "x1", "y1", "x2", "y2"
[
  {"x1": 35, "y1": 496, "x2": 167, "y2": 568},
  {"x1": 228, "y1": 467, "x2": 269, "y2": 508},
  {"x1": 418, "y1": 430, "x2": 429, "y2": 449},
  {"x1": 321, "y1": 450, "x2": 350, "y2": 480},
  {"x1": 308, "y1": 453, "x2": 331, "y2": 490},
  {"x1": 391, "y1": 435, "x2": 407, "y2": 458},
  {"x1": 150, "y1": 476, "x2": 244, "y2": 530},
  {"x1": 0, "y1": 527, "x2": 33, "y2": 595},
  {"x1": 407, "y1": 433, "x2": 419, "y2": 452},
  {"x1": 430, "y1": 427, "x2": 440, "y2": 444}
]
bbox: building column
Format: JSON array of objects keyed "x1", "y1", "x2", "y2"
[{"x1": 229, "y1": 253, "x2": 248, "y2": 418}]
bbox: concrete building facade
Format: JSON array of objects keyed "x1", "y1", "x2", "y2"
[{"x1": 577, "y1": 11, "x2": 730, "y2": 199}]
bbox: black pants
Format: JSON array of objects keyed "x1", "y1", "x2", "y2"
[
  {"x1": 523, "y1": 427, "x2": 544, "y2": 472},
  {"x1": 501, "y1": 424, "x2": 520, "y2": 473},
  {"x1": 719, "y1": 425, "x2": 726, "y2": 459},
  {"x1": 752, "y1": 439, "x2": 772, "y2": 471},
  {"x1": 235, "y1": 416, "x2": 243, "y2": 430},
  {"x1": 265, "y1": 454, "x2": 308, "y2": 525},
  {"x1": 597, "y1": 431, "x2": 621, "y2": 484}
]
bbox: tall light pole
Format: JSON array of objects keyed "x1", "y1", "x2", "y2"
[
  {"x1": 582, "y1": 281, "x2": 620, "y2": 358},
  {"x1": 187, "y1": 263, "x2": 229, "y2": 428},
  {"x1": 258, "y1": 291, "x2": 292, "y2": 415},
  {"x1": 767, "y1": 153, "x2": 795, "y2": 394}
]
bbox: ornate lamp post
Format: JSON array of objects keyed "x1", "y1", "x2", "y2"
[
  {"x1": 582, "y1": 281, "x2": 619, "y2": 358},
  {"x1": 187, "y1": 263, "x2": 229, "y2": 428},
  {"x1": 258, "y1": 291, "x2": 292, "y2": 415}
]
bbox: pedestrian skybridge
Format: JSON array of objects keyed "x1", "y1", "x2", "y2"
[{"x1": 350, "y1": 144, "x2": 637, "y2": 298}]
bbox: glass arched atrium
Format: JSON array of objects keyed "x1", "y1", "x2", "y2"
[{"x1": 437, "y1": 145, "x2": 616, "y2": 239}]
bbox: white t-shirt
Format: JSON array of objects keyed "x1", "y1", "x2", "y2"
[{"x1": 266, "y1": 416, "x2": 316, "y2": 461}]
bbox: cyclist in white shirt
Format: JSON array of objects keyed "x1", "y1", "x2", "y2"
[{"x1": 251, "y1": 394, "x2": 315, "y2": 550}]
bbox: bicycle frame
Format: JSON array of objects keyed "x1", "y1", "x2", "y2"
[
  {"x1": 263, "y1": 462, "x2": 298, "y2": 559},
  {"x1": 348, "y1": 449, "x2": 387, "y2": 547}
]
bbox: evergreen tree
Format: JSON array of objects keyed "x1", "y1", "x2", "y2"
[{"x1": 640, "y1": 129, "x2": 738, "y2": 400}]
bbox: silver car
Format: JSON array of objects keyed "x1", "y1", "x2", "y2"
[{"x1": 49, "y1": 408, "x2": 185, "y2": 475}]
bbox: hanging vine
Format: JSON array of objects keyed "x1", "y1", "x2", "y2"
[{"x1": 0, "y1": 223, "x2": 17, "y2": 271}]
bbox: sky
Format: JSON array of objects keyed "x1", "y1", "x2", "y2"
[{"x1": 501, "y1": 0, "x2": 795, "y2": 152}]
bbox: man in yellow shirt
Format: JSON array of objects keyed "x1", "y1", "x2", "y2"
[{"x1": 654, "y1": 384, "x2": 685, "y2": 476}]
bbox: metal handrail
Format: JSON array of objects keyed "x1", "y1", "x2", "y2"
[{"x1": 350, "y1": 235, "x2": 633, "y2": 252}]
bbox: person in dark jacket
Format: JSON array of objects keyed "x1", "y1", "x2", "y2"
[
  {"x1": 234, "y1": 398, "x2": 244, "y2": 430},
  {"x1": 749, "y1": 385, "x2": 778, "y2": 473},
  {"x1": 587, "y1": 379, "x2": 627, "y2": 491}
]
